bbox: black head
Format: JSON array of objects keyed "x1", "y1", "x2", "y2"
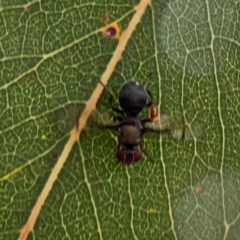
[{"x1": 118, "y1": 79, "x2": 148, "y2": 116}]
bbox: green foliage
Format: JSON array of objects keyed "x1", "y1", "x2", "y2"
[{"x1": 0, "y1": 0, "x2": 240, "y2": 239}]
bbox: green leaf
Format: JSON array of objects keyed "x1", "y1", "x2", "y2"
[{"x1": 1, "y1": 0, "x2": 240, "y2": 240}]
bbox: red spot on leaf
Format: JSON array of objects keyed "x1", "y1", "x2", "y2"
[
  {"x1": 101, "y1": 13, "x2": 109, "y2": 23},
  {"x1": 105, "y1": 27, "x2": 117, "y2": 38},
  {"x1": 52, "y1": 153, "x2": 58, "y2": 158},
  {"x1": 101, "y1": 22, "x2": 120, "y2": 39},
  {"x1": 25, "y1": 5, "x2": 31, "y2": 11}
]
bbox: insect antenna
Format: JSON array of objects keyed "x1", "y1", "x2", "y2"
[
  {"x1": 98, "y1": 79, "x2": 126, "y2": 119},
  {"x1": 98, "y1": 79, "x2": 116, "y2": 101},
  {"x1": 144, "y1": 72, "x2": 153, "y2": 89}
]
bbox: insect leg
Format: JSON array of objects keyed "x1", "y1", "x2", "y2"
[
  {"x1": 144, "y1": 127, "x2": 171, "y2": 136},
  {"x1": 113, "y1": 116, "x2": 124, "y2": 122},
  {"x1": 111, "y1": 105, "x2": 125, "y2": 115},
  {"x1": 109, "y1": 95, "x2": 125, "y2": 116}
]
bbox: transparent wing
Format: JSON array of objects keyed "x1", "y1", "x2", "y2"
[
  {"x1": 54, "y1": 103, "x2": 115, "y2": 133},
  {"x1": 54, "y1": 103, "x2": 82, "y2": 133},
  {"x1": 147, "y1": 114, "x2": 204, "y2": 140},
  {"x1": 86, "y1": 108, "x2": 116, "y2": 129}
]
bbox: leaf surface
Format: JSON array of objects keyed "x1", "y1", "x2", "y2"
[{"x1": 0, "y1": 0, "x2": 240, "y2": 240}]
